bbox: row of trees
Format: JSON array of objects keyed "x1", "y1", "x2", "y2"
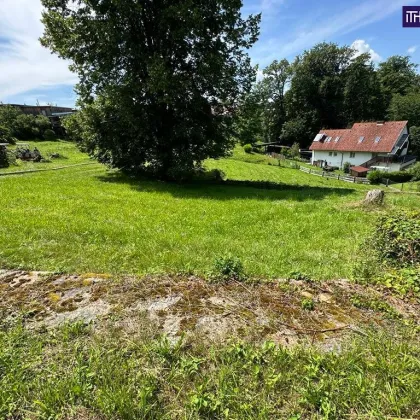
[
  {"x1": 236, "y1": 44, "x2": 420, "y2": 151},
  {"x1": 0, "y1": 105, "x2": 55, "y2": 143}
]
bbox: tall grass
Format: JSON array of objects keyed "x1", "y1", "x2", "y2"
[{"x1": 0, "y1": 320, "x2": 419, "y2": 419}]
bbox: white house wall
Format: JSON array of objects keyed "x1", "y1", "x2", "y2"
[{"x1": 312, "y1": 151, "x2": 373, "y2": 169}]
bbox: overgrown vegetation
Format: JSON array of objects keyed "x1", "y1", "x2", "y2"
[{"x1": 354, "y1": 211, "x2": 420, "y2": 296}]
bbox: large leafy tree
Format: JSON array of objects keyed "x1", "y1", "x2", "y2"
[
  {"x1": 388, "y1": 92, "x2": 420, "y2": 128},
  {"x1": 260, "y1": 59, "x2": 292, "y2": 143},
  {"x1": 41, "y1": 0, "x2": 260, "y2": 179},
  {"x1": 343, "y1": 54, "x2": 384, "y2": 124},
  {"x1": 234, "y1": 85, "x2": 265, "y2": 145},
  {"x1": 378, "y1": 56, "x2": 418, "y2": 110},
  {"x1": 285, "y1": 43, "x2": 354, "y2": 146}
]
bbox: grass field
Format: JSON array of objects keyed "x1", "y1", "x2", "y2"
[
  {"x1": 1, "y1": 142, "x2": 418, "y2": 279},
  {"x1": 2, "y1": 142, "x2": 420, "y2": 419},
  {"x1": 2, "y1": 140, "x2": 93, "y2": 173},
  {"x1": 1, "y1": 319, "x2": 419, "y2": 419},
  {"x1": 393, "y1": 180, "x2": 420, "y2": 192}
]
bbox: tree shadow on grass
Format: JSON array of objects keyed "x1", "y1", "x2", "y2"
[{"x1": 96, "y1": 171, "x2": 358, "y2": 202}]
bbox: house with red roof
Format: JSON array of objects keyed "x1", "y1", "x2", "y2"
[{"x1": 309, "y1": 121, "x2": 416, "y2": 175}]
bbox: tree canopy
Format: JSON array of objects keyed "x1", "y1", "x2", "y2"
[
  {"x1": 234, "y1": 46, "x2": 419, "y2": 149},
  {"x1": 41, "y1": 0, "x2": 260, "y2": 179}
]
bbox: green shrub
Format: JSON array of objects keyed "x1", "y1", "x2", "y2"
[
  {"x1": 385, "y1": 171, "x2": 413, "y2": 183},
  {"x1": 243, "y1": 144, "x2": 252, "y2": 154},
  {"x1": 367, "y1": 170, "x2": 384, "y2": 184},
  {"x1": 343, "y1": 162, "x2": 351, "y2": 174},
  {"x1": 354, "y1": 211, "x2": 420, "y2": 295},
  {"x1": 0, "y1": 146, "x2": 8, "y2": 168},
  {"x1": 409, "y1": 162, "x2": 420, "y2": 181},
  {"x1": 211, "y1": 255, "x2": 245, "y2": 281},
  {"x1": 368, "y1": 170, "x2": 413, "y2": 184},
  {"x1": 201, "y1": 168, "x2": 226, "y2": 182},
  {"x1": 372, "y1": 211, "x2": 420, "y2": 267},
  {"x1": 43, "y1": 129, "x2": 57, "y2": 140}
]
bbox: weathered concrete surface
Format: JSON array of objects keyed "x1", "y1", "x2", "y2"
[{"x1": 1, "y1": 270, "x2": 419, "y2": 345}]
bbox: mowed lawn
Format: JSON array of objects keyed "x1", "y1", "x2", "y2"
[{"x1": 1, "y1": 143, "x2": 418, "y2": 279}]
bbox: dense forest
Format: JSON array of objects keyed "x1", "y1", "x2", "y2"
[{"x1": 235, "y1": 42, "x2": 420, "y2": 154}]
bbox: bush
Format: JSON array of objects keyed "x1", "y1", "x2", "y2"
[
  {"x1": 0, "y1": 146, "x2": 8, "y2": 168},
  {"x1": 43, "y1": 129, "x2": 57, "y2": 140},
  {"x1": 372, "y1": 211, "x2": 420, "y2": 266},
  {"x1": 211, "y1": 255, "x2": 245, "y2": 282},
  {"x1": 367, "y1": 170, "x2": 384, "y2": 184},
  {"x1": 200, "y1": 168, "x2": 226, "y2": 182},
  {"x1": 354, "y1": 211, "x2": 420, "y2": 295},
  {"x1": 409, "y1": 162, "x2": 420, "y2": 181},
  {"x1": 368, "y1": 170, "x2": 413, "y2": 184},
  {"x1": 243, "y1": 144, "x2": 252, "y2": 154},
  {"x1": 385, "y1": 171, "x2": 413, "y2": 183},
  {"x1": 343, "y1": 162, "x2": 351, "y2": 174}
]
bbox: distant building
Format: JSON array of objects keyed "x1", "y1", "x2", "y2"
[
  {"x1": 309, "y1": 121, "x2": 416, "y2": 174},
  {"x1": 0, "y1": 104, "x2": 75, "y2": 117},
  {"x1": 0, "y1": 103, "x2": 76, "y2": 136}
]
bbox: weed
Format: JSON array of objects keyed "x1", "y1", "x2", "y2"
[
  {"x1": 211, "y1": 255, "x2": 245, "y2": 282},
  {"x1": 301, "y1": 298, "x2": 315, "y2": 311},
  {"x1": 351, "y1": 294, "x2": 400, "y2": 319}
]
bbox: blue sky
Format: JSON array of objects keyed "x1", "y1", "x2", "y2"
[{"x1": 0, "y1": 0, "x2": 419, "y2": 108}]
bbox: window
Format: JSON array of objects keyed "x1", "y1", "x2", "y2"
[
  {"x1": 350, "y1": 152, "x2": 356, "y2": 158},
  {"x1": 333, "y1": 152, "x2": 337, "y2": 157},
  {"x1": 326, "y1": 136, "x2": 332, "y2": 143},
  {"x1": 358, "y1": 136, "x2": 365, "y2": 144},
  {"x1": 329, "y1": 152, "x2": 333, "y2": 156},
  {"x1": 374, "y1": 136, "x2": 381, "y2": 143},
  {"x1": 334, "y1": 136, "x2": 340, "y2": 143}
]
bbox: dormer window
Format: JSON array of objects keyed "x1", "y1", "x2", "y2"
[
  {"x1": 358, "y1": 136, "x2": 365, "y2": 144},
  {"x1": 326, "y1": 136, "x2": 332, "y2": 143},
  {"x1": 334, "y1": 136, "x2": 340, "y2": 143},
  {"x1": 374, "y1": 136, "x2": 381, "y2": 143}
]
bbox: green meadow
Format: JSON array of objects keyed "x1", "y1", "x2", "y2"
[{"x1": 1, "y1": 141, "x2": 417, "y2": 279}]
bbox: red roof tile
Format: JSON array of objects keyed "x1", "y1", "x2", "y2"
[
  {"x1": 309, "y1": 121, "x2": 408, "y2": 153},
  {"x1": 350, "y1": 166, "x2": 369, "y2": 173}
]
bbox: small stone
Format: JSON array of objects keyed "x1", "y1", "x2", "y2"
[
  {"x1": 318, "y1": 293, "x2": 333, "y2": 303},
  {"x1": 301, "y1": 291, "x2": 313, "y2": 299}
]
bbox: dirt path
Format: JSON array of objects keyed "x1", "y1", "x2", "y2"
[{"x1": 1, "y1": 269, "x2": 418, "y2": 347}]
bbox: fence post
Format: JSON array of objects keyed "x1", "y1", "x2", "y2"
[
  {"x1": 354, "y1": 177, "x2": 356, "y2": 183},
  {"x1": 322, "y1": 171, "x2": 325, "y2": 177},
  {"x1": 386, "y1": 179, "x2": 389, "y2": 187},
  {"x1": 337, "y1": 175, "x2": 340, "y2": 180},
  {"x1": 309, "y1": 169, "x2": 311, "y2": 174}
]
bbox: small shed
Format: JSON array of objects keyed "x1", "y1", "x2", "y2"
[{"x1": 349, "y1": 166, "x2": 369, "y2": 178}]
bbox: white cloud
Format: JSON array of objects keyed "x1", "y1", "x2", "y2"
[
  {"x1": 351, "y1": 39, "x2": 382, "y2": 63},
  {"x1": 251, "y1": 0, "x2": 405, "y2": 65},
  {"x1": 0, "y1": 0, "x2": 77, "y2": 102},
  {"x1": 407, "y1": 45, "x2": 417, "y2": 54},
  {"x1": 261, "y1": 0, "x2": 285, "y2": 11}
]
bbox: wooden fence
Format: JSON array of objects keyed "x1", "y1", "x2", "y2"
[{"x1": 299, "y1": 166, "x2": 371, "y2": 185}]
